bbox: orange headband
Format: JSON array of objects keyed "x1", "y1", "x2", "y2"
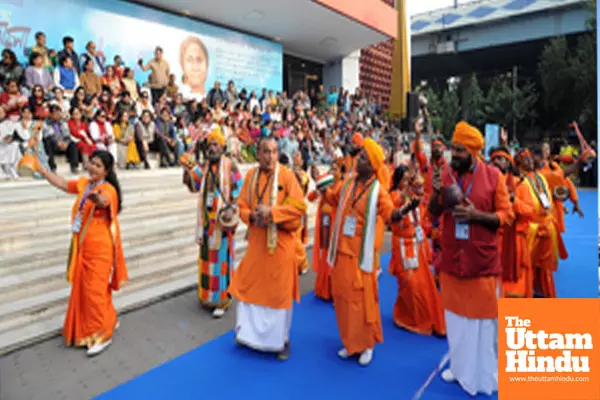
[{"x1": 490, "y1": 150, "x2": 514, "y2": 165}]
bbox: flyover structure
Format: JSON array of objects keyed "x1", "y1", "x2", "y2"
[{"x1": 410, "y1": 0, "x2": 592, "y2": 82}]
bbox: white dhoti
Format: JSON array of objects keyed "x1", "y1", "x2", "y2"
[
  {"x1": 445, "y1": 309, "x2": 498, "y2": 396},
  {"x1": 235, "y1": 301, "x2": 292, "y2": 352}
]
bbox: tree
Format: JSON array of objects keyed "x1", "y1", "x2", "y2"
[
  {"x1": 538, "y1": 0, "x2": 596, "y2": 136},
  {"x1": 439, "y1": 88, "x2": 461, "y2": 140},
  {"x1": 538, "y1": 37, "x2": 577, "y2": 128},
  {"x1": 484, "y1": 76, "x2": 538, "y2": 135},
  {"x1": 463, "y1": 74, "x2": 487, "y2": 129}
]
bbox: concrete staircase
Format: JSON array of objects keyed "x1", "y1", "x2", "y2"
[{"x1": 0, "y1": 164, "x2": 317, "y2": 355}]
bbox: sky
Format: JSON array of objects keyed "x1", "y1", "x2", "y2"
[{"x1": 408, "y1": 0, "x2": 473, "y2": 16}]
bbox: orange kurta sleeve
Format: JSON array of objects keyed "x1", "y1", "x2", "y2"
[
  {"x1": 238, "y1": 169, "x2": 253, "y2": 225},
  {"x1": 494, "y1": 174, "x2": 513, "y2": 226},
  {"x1": 322, "y1": 178, "x2": 345, "y2": 207},
  {"x1": 271, "y1": 168, "x2": 307, "y2": 227},
  {"x1": 513, "y1": 181, "x2": 536, "y2": 221},
  {"x1": 566, "y1": 177, "x2": 578, "y2": 202},
  {"x1": 377, "y1": 186, "x2": 397, "y2": 223}
]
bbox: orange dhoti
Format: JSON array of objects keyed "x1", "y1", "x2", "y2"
[
  {"x1": 331, "y1": 253, "x2": 383, "y2": 355},
  {"x1": 531, "y1": 233, "x2": 558, "y2": 298},
  {"x1": 501, "y1": 232, "x2": 534, "y2": 298}
]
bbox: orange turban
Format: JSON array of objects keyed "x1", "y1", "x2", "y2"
[
  {"x1": 206, "y1": 126, "x2": 225, "y2": 147},
  {"x1": 363, "y1": 138, "x2": 388, "y2": 186},
  {"x1": 351, "y1": 132, "x2": 364, "y2": 147},
  {"x1": 452, "y1": 121, "x2": 484, "y2": 158}
]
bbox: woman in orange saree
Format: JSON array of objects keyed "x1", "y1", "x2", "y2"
[{"x1": 36, "y1": 150, "x2": 127, "y2": 356}]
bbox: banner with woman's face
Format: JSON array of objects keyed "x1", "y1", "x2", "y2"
[{"x1": 5, "y1": 0, "x2": 283, "y2": 95}]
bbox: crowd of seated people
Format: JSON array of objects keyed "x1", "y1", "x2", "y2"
[{"x1": 0, "y1": 30, "x2": 390, "y2": 180}]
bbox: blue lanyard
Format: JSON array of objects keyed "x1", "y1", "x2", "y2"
[
  {"x1": 78, "y1": 180, "x2": 104, "y2": 212},
  {"x1": 456, "y1": 162, "x2": 478, "y2": 198}
]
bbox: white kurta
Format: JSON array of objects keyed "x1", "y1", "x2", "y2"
[
  {"x1": 0, "y1": 120, "x2": 26, "y2": 179},
  {"x1": 235, "y1": 301, "x2": 292, "y2": 352},
  {"x1": 89, "y1": 121, "x2": 117, "y2": 160},
  {"x1": 444, "y1": 309, "x2": 498, "y2": 396}
]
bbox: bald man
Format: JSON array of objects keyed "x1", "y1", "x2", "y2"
[{"x1": 229, "y1": 136, "x2": 306, "y2": 360}]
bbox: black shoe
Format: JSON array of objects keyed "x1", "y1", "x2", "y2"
[{"x1": 277, "y1": 341, "x2": 290, "y2": 361}]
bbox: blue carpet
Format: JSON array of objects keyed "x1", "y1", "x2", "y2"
[
  {"x1": 554, "y1": 190, "x2": 598, "y2": 298},
  {"x1": 97, "y1": 191, "x2": 597, "y2": 400}
]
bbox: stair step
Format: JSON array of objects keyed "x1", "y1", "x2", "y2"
[
  {"x1": 0, "y1": 200, "x2": 194, "y2": 248},
  {"x1": 0, "y1": 241, "x2": 314, "y2": 356},
  {"x1": 0, "y1": 160, "x2": 323, "y2": 356}
]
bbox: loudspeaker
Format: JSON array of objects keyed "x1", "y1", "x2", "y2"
[{"x1": 406, "y1": 92, "x2": 419, "y2": 128}]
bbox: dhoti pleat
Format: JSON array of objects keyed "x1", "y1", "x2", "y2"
[
  {"x1": 445, "y1": 310, "x2": 498, "y2": 397},
  {"x1": 235, "y1": 301, "x2": 292, "y2": 352}
]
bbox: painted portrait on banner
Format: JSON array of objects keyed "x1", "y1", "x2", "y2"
[{"x1": 0, "y1": 0, "x2": 282, "y2": 94}]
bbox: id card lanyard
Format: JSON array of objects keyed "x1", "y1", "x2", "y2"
[
  {"x1": 456, "y1": 162, "x2": 478, "y2": 200},
  {"x1": 72, "y1": 180, "x2": 104, "y2": 233}
]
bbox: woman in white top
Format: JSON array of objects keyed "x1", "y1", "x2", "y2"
[
  {"x1": 0, "y1": 109, "x2": 28, "y2": 179},
  {"x1": 89, "y1": 109, "x2": 117, "y2": 160}
]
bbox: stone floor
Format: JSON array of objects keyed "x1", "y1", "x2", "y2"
[{"x1": 0, "y1": 238, "x2": 392, "y2": 400}]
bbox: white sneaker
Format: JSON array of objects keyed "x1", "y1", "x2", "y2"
[
  {"x1": 115, "y1": 321, "x2": 120, "y2": 331},
  {"x1": 441, "y1": 368, "x2": 456, "y2": 383},
  {"x1": 358, "y1": 348, "x2": 373, "y2": 366},
  {"x1": 86, "y1": 339, "x2": 112, "y2": 357},
  {"x1": 337, "y1": 348, "x2": 350, "y2": 359},
  {"x1": 377, "y1": 269, "x2": 382, "y2": 278},
  {"x1": 212, "y1": 308, "x2": 226, "y2": 318}
]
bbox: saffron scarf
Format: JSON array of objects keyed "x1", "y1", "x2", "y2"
[
  {"x1": 247, "y1": 164, "x2": 279, "y2": 254},
  {"x1": 525, "y1": 173, "x2": 558, "y2": 261},
  {"x1": 327, "y1": 177, "x2": 380, "y2": 273},
  {"x1": 196, "y1": 157, "x2": 232, "y2": 250}
]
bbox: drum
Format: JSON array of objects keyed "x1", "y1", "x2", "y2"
[
  {"x1": 17, "y1": 123, "x2": 42, "y2": 178},
  {"x1": 17, "y1": 154, "x2": 37, "y2": 177},
  {"x1": 179, "y1": 152, "x2": 196, "y2": 169},
  {"x1": 443, "y1": 183, "x2": 464, "y2": 210},
  {"x1": 553, "y1": 185, "x2": 569, "y2": 201},
  {"x1": 218, "y1": 205, "x2": 240, "y2": 230}
]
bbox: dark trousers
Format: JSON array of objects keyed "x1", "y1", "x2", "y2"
[
  {"x1": 151, "y1": 87, "x2": 166, "y2": 104},
  {"x1": 135, "y1": 136, "x2": 150, "y2": 168},
  {"x1": 43, "y1": 137, "x2": 79, "y2": 171},
  {"x1": 149, "y1": 137, "x2": 176, "y2": 167}
]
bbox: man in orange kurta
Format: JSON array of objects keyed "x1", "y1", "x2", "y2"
[
  {"x1": 322, "y1": 138, "x2": 404, "y2": 366},
  {"x1": 341, "y1": 132, "x2": 363, "y2": 179},
  {"x1": 292, "y1": 151, "x2": 310, "y2": 275},
  {"x1": 428, "y1": 122, "x2": 512, "y2": 396},
  {"x1": 308, "y1": 160, "x2": 343, "y2": 301},
  {"x1": 229, "y1": 136, "x2": 306, "y2": 361},
  {"x1": 527, "y1": 146, "x2": 561, "y2": 298},
  {"x1": 536, "y1": 143, "x2": 583, "y2": 260},
  {"x1": 489, "y1": 147, "x2": 536, "y2": 298}
]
